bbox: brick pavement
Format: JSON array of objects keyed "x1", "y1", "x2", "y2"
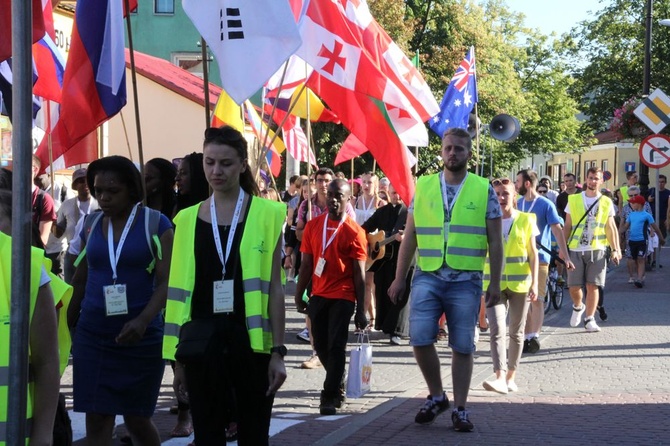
[{"x1": 62, "y1": 250, "x2": 670, "y2": 445}]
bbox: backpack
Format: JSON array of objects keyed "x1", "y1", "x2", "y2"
[{"x1": 73, "y1": 206, "x2": 163, "y2": 273}]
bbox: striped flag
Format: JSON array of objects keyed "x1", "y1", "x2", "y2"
[{"x1": 282, "y1": 116, "x2": 317, "y2": 167}]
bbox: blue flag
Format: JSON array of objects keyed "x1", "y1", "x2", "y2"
[{"x1": 429, "y1": 47, "x2": 477, "y2": 137}]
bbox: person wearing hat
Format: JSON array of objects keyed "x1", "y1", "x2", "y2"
[
  {"x1": 54, "y1": 168, "x2": 99, "y2": 283},
  {"x1": 621, "y1": 194, "x2": 665, "y2": 288}
]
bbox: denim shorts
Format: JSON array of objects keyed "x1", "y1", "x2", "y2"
[{"x1": 408, "y1": 270, "x2": 482, "y2": 354}]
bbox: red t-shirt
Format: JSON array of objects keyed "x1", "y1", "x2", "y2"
[
  {"x1": 300, "y1": 213, "x2": 367, "y2": 302},
  {"x1": 31, "y1": 187, "x2": 57, "y2": 225}
]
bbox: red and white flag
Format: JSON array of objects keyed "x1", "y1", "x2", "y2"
[{"x1": 282, "y1": 116, "x2": 317, "y2": 167}]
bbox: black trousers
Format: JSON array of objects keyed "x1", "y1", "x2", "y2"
[
  {"x1": 184, "y1": 321, "x2": 273, "y2": 446},
  {"x1": 308, "y1": 296, "x2": 355, "y2": 397}
]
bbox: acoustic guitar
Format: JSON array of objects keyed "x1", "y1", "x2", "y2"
[{"x1": 365, "y1": 231, "x2": 400, "y2": 271}]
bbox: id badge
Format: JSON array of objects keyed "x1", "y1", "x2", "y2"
[
  {"x1": 213, "y1": 280, "x2": 235, "y2": 313},
  {"x1": 103, "y1": 284, "x2": 128, "y2": 316},
  {"x1": 314, "y1": 257, "x2": 326, "y2": 277},
  {"x1": 443, "y1": 222, "x2": 449, "y2": 245}
]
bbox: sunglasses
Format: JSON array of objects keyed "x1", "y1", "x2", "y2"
[
  {"x1": 491, "y1": 178, "x2": 512, "y2": 186},
  {"x1": 537, "y1": 189, "x2": 548, "y2": 194}
]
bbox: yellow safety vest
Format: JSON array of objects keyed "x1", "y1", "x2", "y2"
[
  {"x1": 483, "y1": 212, "x2": 536, "y2": 292},
  {"x1": 567, "y1": 193, "x2": 612, "y2": 250},
  {"x1": 414, "y1": 173, "x2": 489, "y2": 271},
  {"x1": 163, "y1": 196, "x2": 285, "y2": 360},
  {"x1": 0, "y1": 232, "x2": 42, "y2": 446},
  {"x1": 620, "y1": 186, "x2": 629, "y2": 203}
]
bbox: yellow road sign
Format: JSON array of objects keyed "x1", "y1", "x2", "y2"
[{"x1": 634, "y1": 88, "x2": 670, "y2": 134}]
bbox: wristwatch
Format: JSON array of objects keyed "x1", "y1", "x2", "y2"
[{"x1": 270, "y1": 345, "x2": 288, "y2": 358}]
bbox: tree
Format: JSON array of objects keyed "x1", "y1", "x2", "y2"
[{"x1": 569, "y1": 0, "x2": 670, "y2": 134}]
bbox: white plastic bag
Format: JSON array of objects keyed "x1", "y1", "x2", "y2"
[{"x1": 346, "y1": 333, "x2": 372, "y2": 398}]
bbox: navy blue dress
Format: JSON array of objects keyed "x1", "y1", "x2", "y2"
[{"x1": 73, "y1": 207, "x2": 171, "y2": 416}]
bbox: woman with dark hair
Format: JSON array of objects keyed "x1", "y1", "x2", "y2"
[
  {"x1": 164, "y1": 126, "x2": 285, "y2": 445},
  {"x1": 67, "y1": 155, "x2": 174, "y2": 446},
  {"x1": 145, "y1": 157, "x2": 177, "y2": 218},
  {"x1": 175, "y1": 152, "x2": 210, "y2": 214}
]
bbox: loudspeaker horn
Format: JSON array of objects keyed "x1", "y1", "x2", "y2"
[
  {"x1": 489, "y1": 114, "x2": 520, "y2": 142},
  {"x1": 466, "y1": 113, "x2": 481, "y2": 138}
]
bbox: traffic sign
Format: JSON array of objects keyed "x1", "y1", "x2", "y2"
[
  {"x1": 634, "y1": 88, "x2": 670, "y2": 134},
  {"x1": 639, "y1": 134, "x2": 670, "y2": 168},
  {"x1": 603, "y1": 170, "x2": 612, "y2": 181}
]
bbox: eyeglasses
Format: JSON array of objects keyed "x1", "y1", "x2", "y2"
[
  {"x1": 628, "y1": 193, "x2": 638, "y2": 197},
  {"x1": 491, "y1": 178, "x2": 512, "y2": 186}
]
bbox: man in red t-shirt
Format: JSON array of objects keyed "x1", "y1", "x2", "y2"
[{"x1": 295, "y1": 179, "x2": 368, "y2": 415}]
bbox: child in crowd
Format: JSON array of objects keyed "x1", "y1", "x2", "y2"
[{"x1": 622, "y1": 195, "x2": 665, "y2": 288}]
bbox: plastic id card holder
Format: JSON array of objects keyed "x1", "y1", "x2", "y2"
[
  {"x1": 213, "y1": 279, "x2": 235, "y2": 313},
  {"x1": 103, "y1": 284, "x2": 129, "y2": 316}
]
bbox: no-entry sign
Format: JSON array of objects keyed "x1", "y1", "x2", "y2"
[{"x1": 638, "y1": 134, "x2": 670, "y2": 168}]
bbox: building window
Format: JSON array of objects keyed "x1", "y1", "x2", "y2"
[
  {"x1": 602, "y1": 159, "x2": 608, "y2": 173},
  {"x1": 172, "y1": 52, "x2": 204, "y2": 78},
  {"x1": 154, "y1": 0, "x2": 174, "y2": 14}
]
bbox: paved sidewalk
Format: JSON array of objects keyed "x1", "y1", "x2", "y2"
[{"x1": 63, "y1": 251, "x2": 670, "y2": 445}]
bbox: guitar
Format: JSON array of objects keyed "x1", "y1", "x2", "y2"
[{"x1": 365, "y1": 231, "x2": 400, "y2": 271}]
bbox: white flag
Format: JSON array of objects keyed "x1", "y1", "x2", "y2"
[{"x1": 183, "y1": 0, "x2": 302, "y2": 104}]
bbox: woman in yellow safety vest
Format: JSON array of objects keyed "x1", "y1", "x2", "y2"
[
  {"x1": 0, "y1": 189, "x2": 60, "y2": 446},
  {"x1": 482, "y1": 179, "x2": 539, "y2": 395},
  {"x1": 164, "y1": 125, "x2": 287, "y2": 446}
]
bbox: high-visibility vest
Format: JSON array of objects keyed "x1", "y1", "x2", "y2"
[
  {"x1": 620, "y1": 186, "x2": 629, "y2": 203},
  {"x1": 0, "y1": 232, "x2": 43, "y2": 445},
  {"x1": 483, "y1": 212, "x2": 536, "y2": 292},
  {"x1": 567, "y1": 193, "x2": 612, "y2": 250},
  {"x1": 414, "y1": 173, "x2": 489, "y2": 271},
  {"x1": 163, "y1": 196, "x2": 285, "y2": 360}
]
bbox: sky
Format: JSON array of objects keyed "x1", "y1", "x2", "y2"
[{"x1": 504, "y1": 0, "x2": 603, "y2": 36}]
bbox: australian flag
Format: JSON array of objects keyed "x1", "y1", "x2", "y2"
[{"x1": 429, "y1": 47, "x2": 477, "y2": 137}]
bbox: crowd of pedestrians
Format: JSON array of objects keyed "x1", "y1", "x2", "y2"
[{"x1": 4, "y1": 124, "x2": 670, "y2": 445}]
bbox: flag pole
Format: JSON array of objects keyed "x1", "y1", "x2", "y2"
[
  {"x1": 255, "y1": 62, "x2": 289, "y2": 178},
  {"x1": 124, "y1": 0, "x2": 146, "y2": 204},
  {"x1": 201, "y1": 37, "x2": 210, "y2": 129},
  {"x1": 119, "y1": 111, "x2": 134, "y2": 161},
  {"x1": 47, "y1": 100, "x2": 56, "y2": 199},
  {"x1": 474, "y1": 103, "x2": 480, "y2": 175},
  {"x1": 255, "y1": 82, "x2": 308, "y2": 177}
]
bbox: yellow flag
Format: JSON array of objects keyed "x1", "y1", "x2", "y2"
[{"x1": 211, "y1": 89, "x2": 244, "y2": 132}]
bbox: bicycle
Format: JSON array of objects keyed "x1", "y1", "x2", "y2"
[{"x1": 543, "y1": 256, "x2": 565, "y2": 314}]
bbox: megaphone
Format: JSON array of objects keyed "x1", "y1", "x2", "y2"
[
  {"x1": 467, "y1": 113, "x2": 481, "y2": 138},
  {"x1": 489, "y1": 114, "x2": 520, "y2": 142}
]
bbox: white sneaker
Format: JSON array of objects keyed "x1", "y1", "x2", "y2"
[
  {"x1": 570, "y1": 305, "x2": 585, "y2": 327},
  {"x1": 584, "y1": 318, "x2": 601, "y2": 332},
  {"x1": 507, "y1": 380, "x2": 518, "y2": 392},
  {"x1": 482, "y1": 377, "x2": 508, "y2": 394},
  {"x1": 300, "y1": 353, "x2": 322, "y2": 369}
]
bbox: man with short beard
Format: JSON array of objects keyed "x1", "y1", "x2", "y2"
[
  {"x1": 564, "y1": 167, "x2": 621, "y2": 333},
  {"x1": 556, "y1": 173, "x2": 582, "y2": 221}
]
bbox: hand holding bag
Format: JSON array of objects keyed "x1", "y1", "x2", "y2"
[
  {"x1": 346, "y1": 332, "x2": 373, "y2": 398},
  {"x1": 174, "y1": 319, "x2": 217, "y2": 363}
]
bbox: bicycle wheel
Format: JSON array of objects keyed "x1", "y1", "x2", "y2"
[
  {"x1": 552, "y1": 285, "x2": 564, "y2": 310},
  {"x1": 543, "y1": 293, "x2": 551, "y2": 314}
]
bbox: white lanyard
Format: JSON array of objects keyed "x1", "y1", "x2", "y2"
[
  {"x1": 322, "y1": 214, "x2": 346, "y2": 254},
  {"x1": 521, "y1": 197, "x2": 538, "y2": 213},
  {"x1": 107, "y1": 203, "x2": 139, "y2": 283},
  {"x1": 440, "y1": 171, "x2": 467, "y2": 221},
  {"x1": 211, "y1": 188, "x2": 245, "y2": 278}
]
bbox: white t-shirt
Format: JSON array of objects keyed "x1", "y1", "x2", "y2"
[{"x1": 565, "y1": 192, "x2": 615, "y2": 252}]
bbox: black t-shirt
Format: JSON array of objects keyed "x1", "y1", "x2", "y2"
[{"x1": 556, "y1": 187, "x2": 582, "y2": 220}]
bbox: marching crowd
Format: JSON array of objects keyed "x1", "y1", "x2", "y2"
[{"x1": 1, "y1": 125, "x2": 667, "y2": 445}]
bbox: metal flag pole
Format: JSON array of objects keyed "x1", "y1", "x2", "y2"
[{"x1": 8, "y1": 0, "x2": 34, "y2": 441}]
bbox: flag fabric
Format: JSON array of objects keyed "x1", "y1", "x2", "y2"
[
  {"x1": 211, "y1": 89, "x2": 244, "y2": 132},
  {"x1": 0, "y1": 0, "x2": 46, "y2": 63},
  {"x1": 183, "y1": 0, "x2": 302, "y2": 105},
  {"x1": 265, "y1": 54, "x2": 339, "y2": 123},
  {"x1": 0, "y1": 59, "x2": 42, "y2": 121},
  {"x1": 244, "y1": 100, "x2": 285, "y2": 177},
  {"x1": 282, "y1": 116, "x2": 317, "y2": 167},
  {"x1": 33, "y1": 34, "x2": 65, "y2": 102},
  {"x1": 294, "y1": 0, "x2": 415, "y2": 202},
  {"x1": 429, "y1": 46, "x2": 477, "y2": 138},
  {"x1": 35, "y1": 0, "x2": 127, "y2": 171},
  {"x1": 335, "y1": 133, "x2": 417, "y2": 167}
]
